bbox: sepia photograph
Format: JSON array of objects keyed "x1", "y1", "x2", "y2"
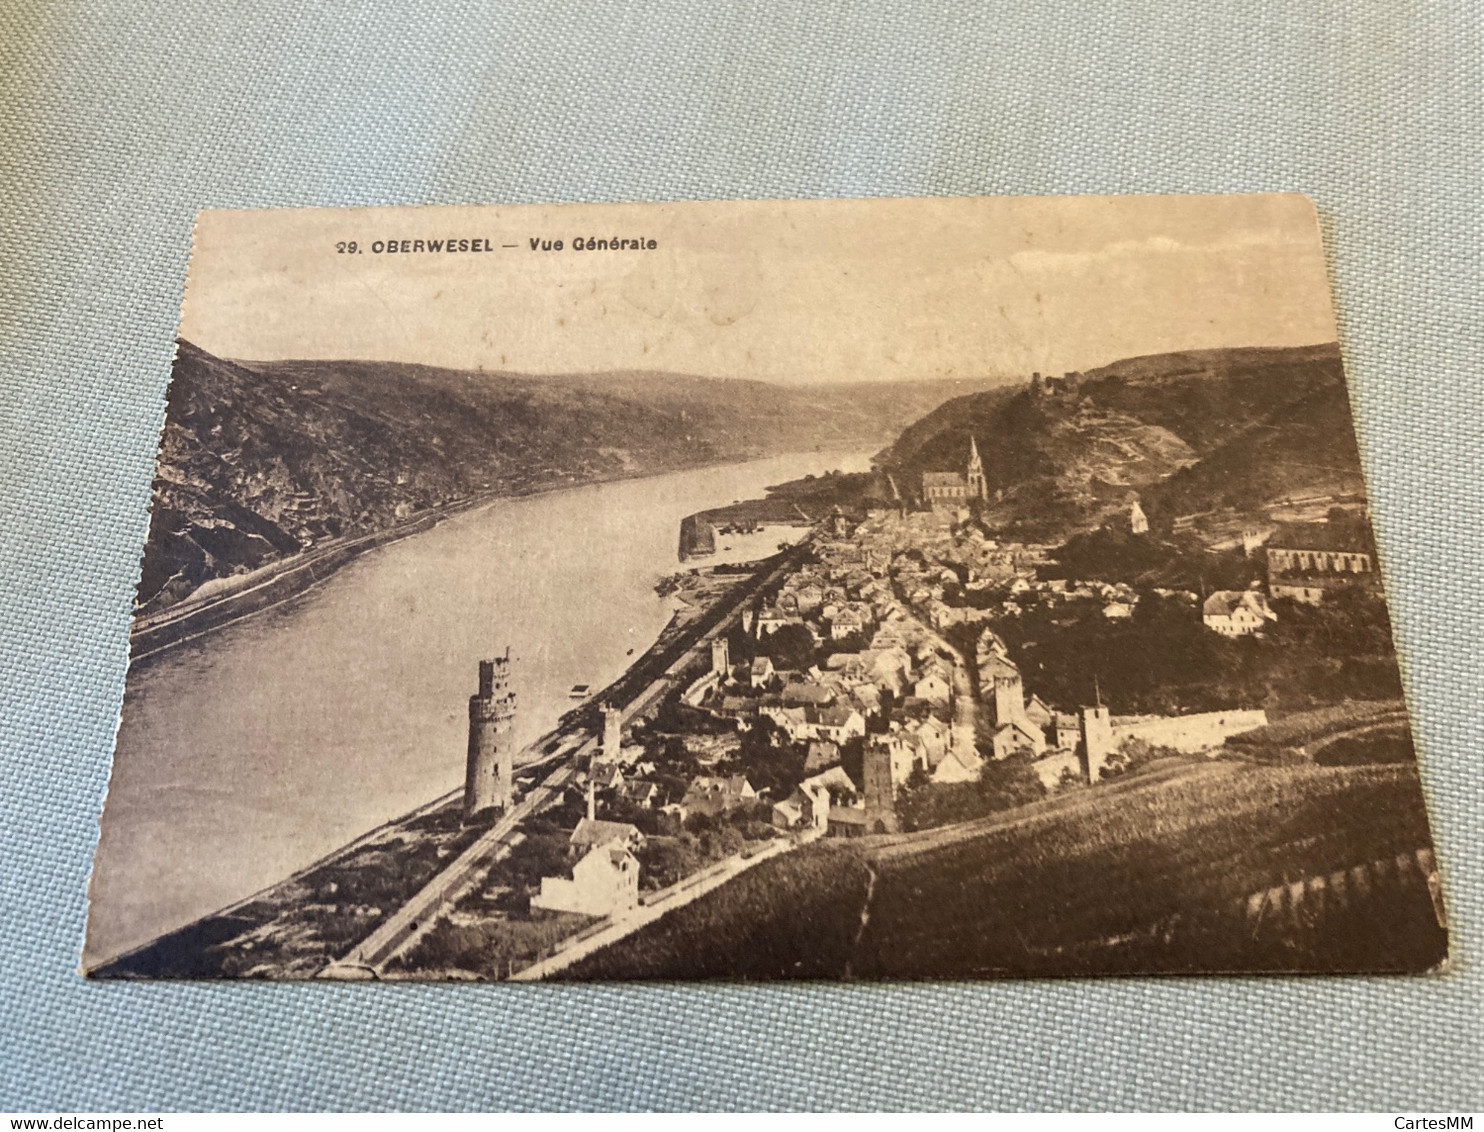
[{"x1": 84, "y1": 192, "x2": 1447, "y2": 981}]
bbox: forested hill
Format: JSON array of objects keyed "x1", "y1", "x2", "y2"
[
  {"x1": 137, "y1": 341, "x2": 1007, "y2": 612},
  {"x1": 879, "y1": 342, "x2": 1354, "y2": 537}
]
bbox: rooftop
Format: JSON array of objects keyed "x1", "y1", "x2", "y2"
[
  {"x1": 1202, "y1": 589, "x2": 1274, "y2": 619},
  {"x1": 570, "y1": 818, "x2": 642, "y2": 850},
  {"x1": 1268, "y1": 520, "x2": 1374, "y2": 554}
]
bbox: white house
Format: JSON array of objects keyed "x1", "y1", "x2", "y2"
[
  {"x1": 587, "y1": 760, "x2": 624, "y2": 792},
  {"x1": 569, "y1": 818, "x2": 645, "y2": 856},
  {"x1": 810, "y1": 703, "x2": 866, "y2": 743},
  {"x1": 749, "y1": 656, "x2": 776, "y2": 688},
  {"x1": 913, "y1": 670, "x2": 953, "y2": 706},
  {"x1": 931, "y1": 746, "x2": 984, "y2": 784},
  {"x1": 531, "y1": 844, "x2": 641, "y2": 917},
  {"x1": 680, "y1": 775, "x2": 757, "y2": 816},
  {"x1": 913, "y1": 715, "x2": 952, "y2": 765},
  {"x1": 990, "y1": 719, "x2": 1046, "y2": 759},
  {"x1": 772, "y1": 779, "x2": 830, "y2": 831},
  {"x1": 1202, "y1": 589, "x2": 1277, "y2": 637},
  {"x1": 755, "y1": 606, "x2": 795, "y2": 635}
]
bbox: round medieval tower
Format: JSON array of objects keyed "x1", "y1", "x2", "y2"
[{"x1": 464, "y1": 651, "x2": 516, "y2": 820}]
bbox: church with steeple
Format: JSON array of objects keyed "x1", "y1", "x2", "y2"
[{"x1": 921, "y1": 437, "x2": 988, "y2": 509}]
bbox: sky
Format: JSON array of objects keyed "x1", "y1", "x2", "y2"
[{"x1": 181, "y1": 193, "x2": 1339, "y2": 384}]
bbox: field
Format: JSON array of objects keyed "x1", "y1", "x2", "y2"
[
  {"x1": 567, "y1": 843, "x2": 874, "y2": 980},
  {"x1": 386, "y1": 909, "x2": 594, "y2": 980},
  {"x1": 92, "y1": 799, "x2": 491, "y2": 978},
  {"x1": 1224, "y1": 699, "x2": 1408, "y2": 752},
  {"x1": 564, "y1": 759, "x2": 1445, "y2": 980}
]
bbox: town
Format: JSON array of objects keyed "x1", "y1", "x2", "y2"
[
  {"x1": 92, "y1": 352, "x2": 1437, "y2": 983},
  {"x1": 391, "y1": 412, "x2": 1396, "y2": 978}
]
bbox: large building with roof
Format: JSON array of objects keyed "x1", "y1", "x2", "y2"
[
  {"x1": 922, "y1": 438, "x2": 988, "y2": 508},
  {"x1": 1265, "y1": 518, "x2": 1378, "y2": 604}
]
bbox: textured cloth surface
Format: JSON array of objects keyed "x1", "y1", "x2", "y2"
[{"x1": 1, "y1": 0, "x2": 1481, "y2": 1112}]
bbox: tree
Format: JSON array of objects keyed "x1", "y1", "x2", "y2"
[
  {"x1": 637, "y1": 837, "x2": 702, "y2": 889},
  {"x1": 725, "y1": 730, "x2": 805, "y2": 799},
  {"x1": 1055, "y1": 766, "x2": 1085, "y2": 791},
  {"x1": 601, "y1": 794, "x2": 662, "y2": 836},
  {"x1": 761, "y1": 623, "x2": 817, "y2": 671},
  {"x1": 896, "y1": 754, "x2": 1044, "y2": 831}
]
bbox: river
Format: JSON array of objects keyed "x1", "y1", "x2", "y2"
[{"x1": 86, "y1": 451, "x2": 870, "y2": 963}]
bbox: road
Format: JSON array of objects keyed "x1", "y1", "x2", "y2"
[
  {"x1": 320, "y1": 753, "x2": 586, "y2": 977},
  {"x1": 1301, "y1": 712, "x2": 1411, "y2": 759},
  {"x1": 509, "y1": 833, "x2": 815, "y2": 981},
  {"x1": 893, "y1": 591, "x2": 979, "y2": 755},
  {"x1": 318, "y1": 540, "x2": 814, "y2": 978}
]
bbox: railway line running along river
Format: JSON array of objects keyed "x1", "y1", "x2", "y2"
[
  {"x1": 323, "y1": 538, "x2": 813, "y2": 977},
  {"x1": 88, "y1": 450, "x2": 869, "y2": 966}
]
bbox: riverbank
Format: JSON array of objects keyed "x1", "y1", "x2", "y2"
[
  {"x1": 129, "y1": 512, "x2": 441, "y2": 662},
  {"x1": 90, "y1": 450, "x2": 873, "y2": 965},
  {"x1": 129, "y1": 450, "x2": 864, "y2": 663},
  {"x1": 91, "y1": 541, "x2": 802, "y2": 977}
]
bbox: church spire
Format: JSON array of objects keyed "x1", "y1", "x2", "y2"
[{"x1": 966, "y1": 436, "x2": 986, "y2": 500}]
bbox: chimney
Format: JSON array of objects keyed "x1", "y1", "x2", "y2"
[{"x1": 586, "y1": 778, "x2": 596, "y2": 822}]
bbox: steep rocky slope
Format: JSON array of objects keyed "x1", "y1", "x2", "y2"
[
  {"x1": 880, "y1": 342, "x2": 1350, "y2": 537},
  {"x1": 138, "y1": 341, "x2": 1008, "y2": 611}
]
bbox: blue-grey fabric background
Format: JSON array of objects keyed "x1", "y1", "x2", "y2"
[{"x1": 1, "y1": 0, "x2": 1480, "y2": 1111}]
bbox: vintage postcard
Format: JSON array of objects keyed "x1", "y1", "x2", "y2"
[{"x1": 85, "y1": 193, "x2": 1447, "y2": 980}]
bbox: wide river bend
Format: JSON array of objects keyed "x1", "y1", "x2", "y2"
[{"x1": 88, "y1": 451, "x2": 869, "y2": 962}]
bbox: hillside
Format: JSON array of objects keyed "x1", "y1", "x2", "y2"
[
  {"x1": 1140, "y1": 377, "x2": 1364, "y2": 525},
  {"x1": 880, "y1": 343, "x2": 1350, "y2": 537},
  {"x1": 137, "y1": 341, "x2": 1008, "y2": 612},
  {"x1": 562, "y1": 759, "x2": 1445, "y2": 979}
]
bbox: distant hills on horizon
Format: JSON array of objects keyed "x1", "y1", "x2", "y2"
[
  {"x1": 136, "y1": 341, "x2": 1011, "y2": 613},
  {"x1": 137, "y1": 339, "x2": 1350, "y2": 616}
]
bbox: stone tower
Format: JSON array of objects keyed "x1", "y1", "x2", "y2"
[
  {"x1": 1078, "y1": 704, "x2": 1113, "y2": 784},
  {"x1": 465, "y1": 651, "x2": 516, "y2": 819},
  {"x1": 966, "y1": 436, "x2": 987, "y2": 501},
  {"x1": 602, "y1": 705, "x2": 623, "y2": 761},
  {"x1": 711, "y1": 637, "x2": 730, "y2": 678},
  {"x1": 862, "y1": 743, "x2": 899, "y2": 835},
  {"x1": 990, "y1": 665, "x2": 1024, "y2": 728}
]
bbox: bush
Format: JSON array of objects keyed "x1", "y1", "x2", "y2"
[
  {"x1": 638, "y1": 837, "x2": 704, "y2": 889},
  {"x1": 897, "y1": 755, "x2": 1044, "y2": 831},
  {"x1": 1100, "y1": 737, "x2": 1183, "y2": 778}
]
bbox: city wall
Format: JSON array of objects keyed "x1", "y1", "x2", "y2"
[{"x1": 1112, "y1": 709, "x2": 1269, "y2": 753}]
